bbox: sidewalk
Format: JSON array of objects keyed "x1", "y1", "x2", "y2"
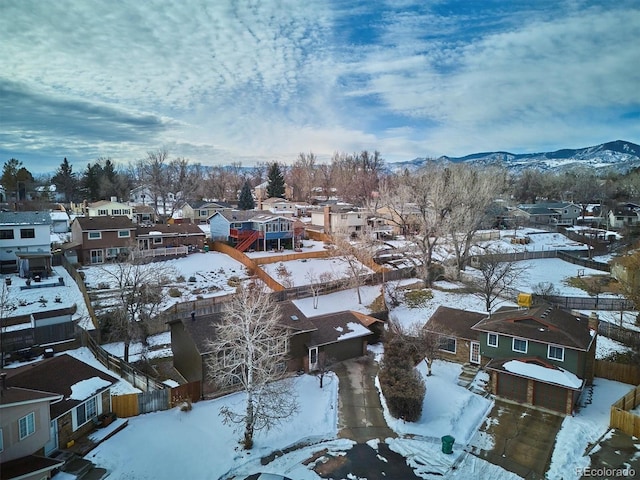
[{"x1": 333, "y1": 356, "x2": 396, "y2": 443}]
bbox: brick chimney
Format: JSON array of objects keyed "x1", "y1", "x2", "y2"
[{"x1": 588, "y1": 312, "x2": 599, "y2": 331}]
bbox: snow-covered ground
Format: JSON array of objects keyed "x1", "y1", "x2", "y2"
[{"x1": 262, "y1": 256, "x2": 372, "y2": 288}]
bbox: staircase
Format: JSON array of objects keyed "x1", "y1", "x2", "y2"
[
  {"x1": 52, "y1": 452, "x2": 108, "y2": 480},
  {"x1": 236, "y1": 231, "x2": 260, "y2": 252},
  {"x1": 457, "y1": 363, "x2": 480, "y2": 388}
]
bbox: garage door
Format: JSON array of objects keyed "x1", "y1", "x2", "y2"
[
  {"x1": 497, "y1": 373, "x2": 528, "y2": 403},
  {"x1": 534, "y1": 382, "x2": 567, "y2": 413}
]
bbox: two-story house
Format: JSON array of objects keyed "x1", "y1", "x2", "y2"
[
  {"x1": 80, "y1": 199, "x2": 134, "y2": 221},
  {"x1": 258, "y1": 197, "x2": 297, "y2": 216},
  {"x1": 0, "y1": 377, "x2": 64, "y2": 480},
  {"x1": 608, "y1": 202, "x2": 640, "y2": 229},
  {"x1": 70, "y1": 216, "x2": 137, "y2": 264},
  {"x1": 209, "y1": 211, "x2": 303, "y2": 252},
  {"x1": 513, "y1": 202, "x2": 581, "y2": 226},
  {"x1": 471, "y1": 304, "x2": 597, "y2": 415},
  {"x1": 179, "y1": 201, "x2": 232, "y2": 225},
  {"x1": 136, "y1": 223, "x2": 205, "y2": 252},
  {"x1": 0, "y1": 211, "x2": 52, "y2": 277},
  {"x1": 310, "y1": 205, "x2": 369, "y2": 236}
]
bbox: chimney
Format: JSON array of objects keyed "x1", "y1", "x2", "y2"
[
  {"x1": 323, "y1": 205, "x2": 331, "y2": 234},
  {"x1": 588, "y1": 312, "x2": 599, "y2": 331}
]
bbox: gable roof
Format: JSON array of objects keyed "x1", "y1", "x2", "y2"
[
  {"x1": 308, "y1": 311, "x2": 377, "y2": 347},
  {"x1": 0, "y1": 386, "x2": 62, "y2": 408},
  {"x1": 424, "y1": 306, "x2": 486, "y2": 341},
  {"x1": 74, "y1": 215, "x2": 136, "y2": 231},
  {"x1": 0, "y1": 211, "x2": 52, "y2": 226},
  {"x1": 171, "y1": 301, "x2": 317, "y2": 355},
  {"x1": 471, "y1": 304, "x2": 594, "y2": 350},
  {"x1": 4, "y1": 354, "x2": 118, "y2": 419}
]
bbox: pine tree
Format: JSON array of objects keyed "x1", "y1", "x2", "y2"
[
  {"x1": 238, "y1": 179, "x2": 255, "y2": 210},
  {"x1": 266, "y1": 162, "x2": 285, "y2": 198},
  {"x1": 52, "y1": 157, "x2": 78, "y2": 203}
]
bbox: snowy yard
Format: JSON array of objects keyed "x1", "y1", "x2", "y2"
[{"x1": 262, "y1": 256, "x2": 373, "y2": 288}]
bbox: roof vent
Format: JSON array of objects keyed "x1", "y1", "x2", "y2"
[{"x1": 291, "y1": 315, "x2": 298, "y2": 321}]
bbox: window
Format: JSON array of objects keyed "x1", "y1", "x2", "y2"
[
  {"x1": 200, "y1": 210, "x2": 208, "y2": 217},
  {"x1": 75, "y1": 396, "x2": 98, "y2": 429},
  {"x1": 88, "y1": 231, "x2": 102, "y2": 240},
  {"x1": 106, "y1": 247, "x2": 119, "y2": 259},
  {"x1": 112, "y1": 209, "x2": 122, "y2": 215},
  {"x1": 153, "y1": 236, "x2": 163, "y2": 244},
  {"x1": 118, "y1": 230, "x2": 130, "y2": 238},
  {"x1": 90, "y1": 249, "x2": 104, "y2": 264},
  {"x1": 0, "y1": 229, "x2": 14, "y2": 240},
  {"x1": 340, "y1": 214, "x2": 347, "y2": 220},
  {"x1": 512, "y1": 338, "x2": 528, "y2": 353},
  {"x1": 548, "y1": 345, "x2": 565, "y2": 361},
  {"x1": 487, "y1": 333, "x2": 498, "y2": 347},
  {"x1": 439, "y1": 336, "x2": 456, "y2": 353},
  {"x1": 19, "y1": 412, "x2": 35, "y2": 440},
  {"x1": 97, "y1": 209, "x2": 108, "y2": 215},
  {"x1": 123, "y1": 209, "x2": 131, "y2": 215},
  {"x1": 20, "y1": 228, "x2": 35, "y2": 239}
]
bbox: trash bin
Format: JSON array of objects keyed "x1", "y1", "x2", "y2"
[
  {"x1": 441, "y1": 435, "x2": 455, "y2": 454},
  {"x1": 204, "y1": 244, "x2": 209, "y2": 252}
]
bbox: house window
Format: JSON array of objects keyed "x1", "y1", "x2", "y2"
[
  {"x1": 112, "y1": 209, "x2": 122, "y2": 215},
  {"x1": 90, "y1": 249, "x2": 104, "y2": 264},
  {"x1": 118, "y1": 230, "x2": 130, "y2": 238},
  {"x1": 20, "y1": 228, "x2": 35, "y2": 239},
  {"x1": 19, "y1": 412, "x2": 35, "y2": 440},
  {"x1": 153, "y1": 237, "x2": 163, "y2": 244},
  {"x1": 88, "y1": 231, "x2": 102, "y2": 240},
  {"x1": 106, "y1": 247, "x2": 119, "y2": 259},
  {"x1": 97, "y1": 209, "x2": 108, "y2": 215},
  {"x1": 0, "y1": 229, "x2": 14, "y2": 239},
  {"x1": 123, "y1": 209, "x2": 130, "y2": 215},
  {"x1": 340, "y1": 214, "x2": 347, "y2": 220},
  {"x1": 548, "y1": 345, "x2": 565, "y2": 361},
  {"x1": 512, "y1": 338, "x2": 528, "y2": 354},
  {"x1": 74, "y1": 396, "x2": 99, "y2": 430},
  {"x1": 439, "y1": 336, "x2": 456, "y2": 353},
  {"x1": 487, "y1": 333, "x2": 498, "y2": 347},
  {"x1": 200, "y1": 210, "x2": 208, "y2": 217}
]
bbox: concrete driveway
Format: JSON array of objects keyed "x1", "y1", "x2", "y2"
[
  {"x1": 332, "y1": 356, "x2": 396, "y2": 443},
  {"x1": 469, "y1": 400, "x2": 564, "y2": 479}
]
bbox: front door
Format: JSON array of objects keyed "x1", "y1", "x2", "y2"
[
  {"x1": 470, "y1": 342, "x2": 480, "y2": 365},
  {"x1": 44, "y1": 420, "x2": 58, "y2": 455},
  {"x1": 309, "y1": 347, "x2": 319, "y2": 371}
]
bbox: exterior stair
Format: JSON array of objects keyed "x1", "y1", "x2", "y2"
[
  {"x1": 53, "y1": 452, "x2": 109, "y2": 480},
  {"x1": 457, "y1": 363, "x2": 479, "y2": 388},
  {"x1": 236, "y1": 231, "x2": 260, "y2": 251}
]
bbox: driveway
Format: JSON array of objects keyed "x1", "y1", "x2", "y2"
[
  {"x1": 469, "y1": 400, "x2": 565, "y2": 479},
  {"x1": 332, "y1": 356, "x2": 396, "y2": 443}
]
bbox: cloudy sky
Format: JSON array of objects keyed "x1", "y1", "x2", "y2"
[{"x1": 2, "y1": 0, "x2": 639, "y2": 174}]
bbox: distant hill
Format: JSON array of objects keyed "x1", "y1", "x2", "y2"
[{"x1": 391, "y1": 140, "x2": 640, "y2": 173}]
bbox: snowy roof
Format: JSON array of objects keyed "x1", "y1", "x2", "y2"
[
  {"x1": 4, "y1": 353, "x2": 117, "y2": 419},
  {"x1": 425, "y1": 306, "x2": 486, "y2": 341},
  {"x1": 494, "y1": 359, "x2": 583, "y2": 389},
  {"x1": 308, "y1": 311, "x2": 377, "y2": 347}
]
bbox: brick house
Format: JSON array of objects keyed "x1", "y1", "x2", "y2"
[
  {"x1": 136, "y1": 223, "x2": 206, "y2": 252},
  {"x1": 424, "y1": 306, "x2": 486, "y2": 366}
]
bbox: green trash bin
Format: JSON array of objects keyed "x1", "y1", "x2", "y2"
[
  {"x1": 441, "y1": 435, "x2": 455, "y2": 454},
  {"x1": 204, "y1": 244, "x2": 209, "y2": 252}
]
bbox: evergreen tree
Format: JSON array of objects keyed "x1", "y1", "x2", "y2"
[
  {"x1": 238, "y1": 179, "x2": 255, "y2": 210},
  {"x1": 1, "y1": 159, "x2": 34, "y2": 202},
  {"x1": 52, "y1": 157, "x2": 78, "y2": 202},
  {"x1": 82, "y1": 162, "x2": 103, "y2": 201},
  {"x1": 266, "y1": 162, "x2": 285, "y2": 198}
]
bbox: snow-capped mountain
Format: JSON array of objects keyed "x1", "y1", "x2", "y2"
[{"x1": 392, "y1": 140, "x2": 640, "y2": 173}]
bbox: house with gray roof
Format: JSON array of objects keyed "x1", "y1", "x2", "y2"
[{"x1": 0, "y1": 211, "x2": 52, "y2": 276}]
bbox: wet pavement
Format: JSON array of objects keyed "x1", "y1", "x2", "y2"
[{"x1": 584, "y1": 429, "x2": 640, "y2": 479}]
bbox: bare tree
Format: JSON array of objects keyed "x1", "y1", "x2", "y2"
[
  {"x1": 205, "y1": 283, "x2": 298, "y2": 449},
  {"x1": 614, "y1": 248, "x2": 640, "y2": 325},
  {"x1": 98, "y1": 252, "x2": 175, "y2": 362},
  {"x1": 288, "y1": 152, "x2": 317, "y2": 202},
  {"x1": 470, "y1": 247, "x2": 529, "y2": 312},
  {"x1": 331, "y1": 233, "x2": 375, "y2": 304},
  {"x1": 305, "y1": 269, "x2": 335, "y2": 309}
]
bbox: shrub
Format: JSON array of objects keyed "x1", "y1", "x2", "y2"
[
  {"x1": 404, "y1": 289, "x2": 433, "y2": 309},
  {"x1": 168, "y1": 288, "x2": 182, "y2": 298},
  {"x1": 227, "y1": 276, "x2": 241, "y2": 287},
  {"x1": 176, "y1": 275, "x2": 186, "y2": 283},
  {"x1": 188, "y1": 276, "x2": 197, "y2": 283}
]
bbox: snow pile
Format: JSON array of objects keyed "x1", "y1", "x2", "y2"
[
  {"x1": 546, "y1": 378, "x2": 636, "y2": 478},
  {"x1": 503, "y1": 360, "x2": 583, "y2": 389},
  {"x1": 68, "y1": 377, "x2": 112, "y2": 400}
]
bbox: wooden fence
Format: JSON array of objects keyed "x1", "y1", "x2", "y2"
[
  {"x1": 252, "y1": 249, "x2": 331, "y2": 265},
  {"x1": 211, "y1": 241, "x2": 284, "y2": 291},
  {"x1": 61, "y1": 255, "x2": 99, "y2": 331},
  {"x1": 597, "y1": 321, "x2": 640, "y2": 349},
  {"x1": 595, "y1": 360, "x2": 640, "y2": 385},
  {"x1": 82, "y1": 330, "x2": 166, "y2": 392},
  {"x1": 133, "y1": 246, "x2": 188, "y2": 258},
  {"x1": 610, "y1": 385, "x2": 640, "y2": 438},
  {"x1": 111, "y1": 381, "x2": 201, "y2": 418}
]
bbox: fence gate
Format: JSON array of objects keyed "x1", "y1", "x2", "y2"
[{"x1": 138, "y1": 389, "x2": 169, "y2": 414}]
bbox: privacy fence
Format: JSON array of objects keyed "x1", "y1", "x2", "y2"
[
  {"x1": 595, "y1": 360, "x2": 640, "y2": 385},
  {"x1": 61, "y1": 255, "x2": 99, "y2": 330},
  {"x1": 597, "y1": 321, "x2": 640, "y2": 349},
  {"x1": 610, "y1": 385, "x2": 640, "y2": 438},
  {"x1": 111, "y1": 381, "x2": 201, "y2": 418}
]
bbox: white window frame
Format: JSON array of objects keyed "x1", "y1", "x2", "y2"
[
  {"x1": 438, "y1": 336, "x2": 456, "y2": 354},
  {"x1": 90, "y1": 249, "x2": 104, "y2": 264},
  {"x1": 19, "y1": 412, "x2": 35, "y2": 440},
  {"x1": 118, "y1": 230, "x2": 130, "y2": 238},
  {"x1": 73, "y1": 395, "x2": 101, "y2": 431},
  {"x1": 512, "y1": 337, "x2": 528, "y2": 354},
  {"x1": 97, "y1": 209, "x2": 108, "y2": 216},
  {"x1": 548, "y1": 345, "x2": 565, "y2": 361},
  {"x1": 153, "y1": 236, "x2": 163, "y2": 244},
  {"x1": 88, "y1": 231, "x2": 102, "y2": 240},
  {"x1": 487, "y1": 333, "x2": 498, "y2": 347}
]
